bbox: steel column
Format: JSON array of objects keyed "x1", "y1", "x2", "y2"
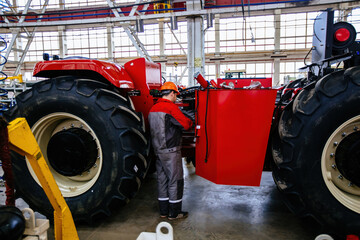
[
  {"x1": 214, "y1": 14, "x2": 220, "y2": 79},
  {"x1": 58, "y1": 26, "x2": 67, "y2": 59},
  {"x1": 273, "y1": 9, "x2": 281, "y2": 86},
  {"x1": 159, "y1": 21, "x2": 165, "y2": 59},
  {"x1": 338, "y1": 3, "x2": 351, "y2": 21},
  {"x1": 187, "y1": 17, "x2": 205, "y2": 87},
  {"x1": 107, "y1": 24, "x2": 115, "y2": 61},
  {"x1": 186, "y1": 0, "x2": 204, "y2": 86}
]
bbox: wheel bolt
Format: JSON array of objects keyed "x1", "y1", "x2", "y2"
[
  {"x1": 93, "y1": 163, "x2": 97, "y2": 168},
  {"x1": 348, "y1": 182, "x2": 353, "y2": 187},
  {"x1": 342, "y1": 132, "x2": 347, "y2": 137},
  {"x1": 331, "y1": 164, "x2": 337, "y2": 169},
  {"x1": 330, "y1": 153, "x2": 335, "y2": 158},
  {"x1": 333, "y1": 142, "x2": 338, "y2": 147},
  {"x1": 338, "y1": 175, "x2": 343, "y2": 180},
  {"x1": 354, "y1": 126, "x2": 359, "y2": 131},
  {"x1": 71, "y1": 124, "x2": 74, "y2": 127}
]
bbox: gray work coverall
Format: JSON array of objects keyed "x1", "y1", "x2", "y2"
[{"x1": 148, "y1": 98, "x2": 192, "y2": 216}]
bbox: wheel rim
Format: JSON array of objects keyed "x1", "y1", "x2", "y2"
[
  {"x1": 29, "y1": 112, "x2": 103, "y2": 197},
  {"x1": 321, "y1": 115, "x2": 360, "y2": 213}
]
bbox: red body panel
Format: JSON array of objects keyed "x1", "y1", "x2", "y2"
[
  {"x1": 217, "y1": 78, "x2": 272, "y2": 88},
  {"x1": 194, "y1": 72, "x2": 209, "y2": 88},
  {"x1": 33, "y1": 58, "x2": 162, "y2": 121},
  {"x1": 195, "y1": 89, "x2": 277, "y2": 186},
  {"x1": 124, "y1": 58, "x2": 162, "y2": 121},
  {"x1": 34, "y1": 59, "x2": 134, "y2": 88}
]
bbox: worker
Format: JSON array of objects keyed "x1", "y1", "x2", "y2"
[
  {"x1": 148, "y1": 81, "x2": 193, "y2": 220},
  {"x1": 0, "y1": 116, "x2": 15, "y2": 206}
]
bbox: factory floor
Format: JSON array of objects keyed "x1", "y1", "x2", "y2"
[{"x1": 1, "y1": 161, "x2": 322, "y2": 240}]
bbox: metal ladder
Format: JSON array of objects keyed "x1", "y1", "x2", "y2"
[
  {"x1": 0, "y1": 0, "x2": 49, "y2": 77},
  {"x1": 106, "y1": 0, "x2": 152, "y2": 62}
]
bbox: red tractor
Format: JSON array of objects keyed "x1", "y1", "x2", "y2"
[{"x1": 4, "y1": 9, "x2": 360, "y2": 237}]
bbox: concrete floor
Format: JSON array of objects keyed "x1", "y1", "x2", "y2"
[{"x1": 1, "y1": 162, "x2": 322, "y2": 240}]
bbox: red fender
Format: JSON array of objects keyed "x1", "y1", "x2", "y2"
[
  {"x1": 33, "y1": 59, "x2": 134, "y2": 88},
  {"x1": 33, "y1": 58, "x2": 162, "y2": 123},
  {"x1": 124, "y1": 58, "x2": 162, "y2": 121}
]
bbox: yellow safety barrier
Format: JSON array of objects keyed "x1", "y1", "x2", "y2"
[{"x1": 7, "y1": 118, "x2": 79, "y2": 240}]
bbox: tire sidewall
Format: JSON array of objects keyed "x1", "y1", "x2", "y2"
[
  {"x1": 9, "y1": 79, "x2": 127, "y2": 219},
  {"x1": 292, "y1": 81, "x2": 360, "y2": 234}
]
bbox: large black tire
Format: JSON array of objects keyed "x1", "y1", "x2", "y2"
[
  {"x1": 272, "y1": 67, "x2": 360, "y2": 236},
  {"x1": 5, "y1": 76, "x2": 150, "y2": 222}
]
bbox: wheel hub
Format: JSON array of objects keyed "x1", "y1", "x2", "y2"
[
  {"x1": 47, "y1": 128, "x2": 97, "y2": 176},
  {"x1": 322, "y1": 116, "x2": 360, "y2": 214},
  {"x1": 336, "y1": 131, "x2": 360, "y2": 186}
]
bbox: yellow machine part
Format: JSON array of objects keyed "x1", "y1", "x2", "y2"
[
  {"x1": 7, "y1": 118, "x2": 79, "y2": 240},
  {"x1": 6, "y1": 74, "x2": 23, "y2": 83},
  {"x1": 154, "y1": 1, "x2": 171, "y2": 14}
]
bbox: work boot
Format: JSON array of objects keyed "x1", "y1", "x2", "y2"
[
  {"x1": 168, "y1": 211, "x2": 188, "y2": 220},
  {"x1": 168, "y1": 202, "x2": 188, "y2": 220},
  {"x1": 159, "y1": 200, "x2": 169, "y2": 218}
]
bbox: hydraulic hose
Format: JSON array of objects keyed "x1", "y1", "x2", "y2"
[
  {"x1": 0, "y1": 88, "x2": 9, "y2": 112},
  {"x1": 0, "y1": 36, "x2": 7, "y2": 82}
]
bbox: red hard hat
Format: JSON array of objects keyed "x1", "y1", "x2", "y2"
[{"x1": 160, "y1": 81, "x2": 180, "y2": 94}]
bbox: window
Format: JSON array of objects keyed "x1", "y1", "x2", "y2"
[
  {"x1": 165, "y1": 65, "x2": 188, "y2": 86},
  {"x1": 2, "y1": 5, "x2": 359, "y2": 85},
  {"x1": 138, "y1": 24, "x2": 160, "y2": 56},
  {"x1": 280, "y1": 60, "x2": 306, "y2": 84},
  {"x1": 348, "y1": 8, "x2": 360, "y2": 41},
  {"x1": 220, "y1": 61, "x2": 272, "y2": 79},
  {"x1": 219, "y1": 15, "x2": 274, "y2": 53},
  {"x1": 164, "y1": 22, "x2": 187, "y2": 55},
  {"x1": 114, "y1": 27, "x2": 139, "y2": 58},
  {"x1": 26, "y1": 32, "x2": 59, "y2": 61},
  {"x1": 280, "y1": 12, "x2": 319, "y2": 50},
  {"x1": 16, "y1": 0, "x2": 59, "y2": 11}
]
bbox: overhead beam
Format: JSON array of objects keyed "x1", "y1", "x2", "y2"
[{"x1": 1, "y1": 0, "x2": 359, "y2": 28}]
